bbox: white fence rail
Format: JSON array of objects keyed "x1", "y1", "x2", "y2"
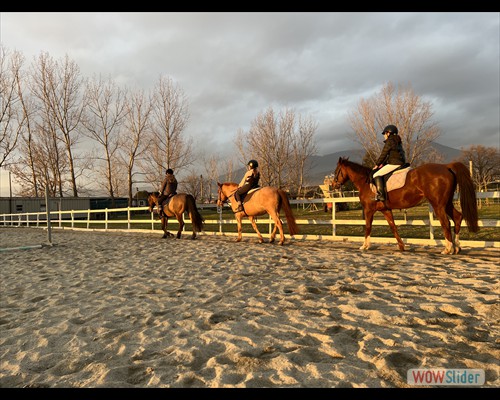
[{"x1": 1, "y1": 192, "x2": 499, "y2": 249}]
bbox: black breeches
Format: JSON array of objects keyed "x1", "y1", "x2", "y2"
[
  {"x1": 234, "y1": 184, "x2": 251, "y2": 202},
  {"x1": 157, "y1": 194, "x2": 168, "y2": 205}
]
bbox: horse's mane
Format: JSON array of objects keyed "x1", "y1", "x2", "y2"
[{"x1": 340, "y1": 157, "x2": 371, "y2": 177}]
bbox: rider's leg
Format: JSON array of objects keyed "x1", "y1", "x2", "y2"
[
  {"x1": 234, "y1": 190, "x2": 244, "y2": 212},
  {"x1": 156, "y1": 194, "x2": 167, "y2": 216}
]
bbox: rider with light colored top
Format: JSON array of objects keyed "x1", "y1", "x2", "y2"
[
  {"x1": 372, "y1": 125, "x2": 406, "y2": 202},
  {"x1": 234, "y1": 160, "x2": 260, "y2": 212}
]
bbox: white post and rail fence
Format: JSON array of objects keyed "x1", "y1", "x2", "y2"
[{"x1": 1, "y1": 192, "x2": 499, "y2": 249}]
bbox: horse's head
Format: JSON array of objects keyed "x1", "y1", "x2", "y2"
[
  {"x1": 147, "y1": 192, "x2": 159, "y2": 213},
  {"x1": 216, "y1": 182, "x2": 228, "y2": 207},
  {"x1": 332, "y1": 157, "x2": 350, "y2": 189}
]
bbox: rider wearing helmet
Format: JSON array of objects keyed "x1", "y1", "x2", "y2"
[
  {"x1": 372, "y1": 125, "x2": 406, "y2": 202},
  {"x1": 234, "y1": 159, "x2": 260, "y2": 212},
  {"x1": 156, "y1": 168, "x2": 178, "y2": 217}
]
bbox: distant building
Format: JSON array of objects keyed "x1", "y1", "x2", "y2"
[{"x1": 0, "y1": 197, "x2": 130, "y2": 220}]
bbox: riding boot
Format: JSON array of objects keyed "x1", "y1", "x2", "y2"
[
  {"x1": 374, "y1": 176, "x2": 386, "y2": 202},
  {"x1": 235, "y1": 201, "x2": 244, "y2": 212},
  {"x1": 156, "y1": 202, "x2": 164, "y2": 217},
  {"x1": 234, "y1": 192, "x2": 244, "y2": 212}
]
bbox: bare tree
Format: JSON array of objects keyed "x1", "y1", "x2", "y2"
[
  {"x1": 292, "y1": 115, "x2": 318, "y2": 197},
  {"x1": 0, "y1": 46, "x2": 25, "y2": 169},
  {"x1": 459, "y1": 145, "x2": 500, "y2": 192},
  {"x1": 121, "y1": 88, "x2": 152, "y2": 206},
  {"x1": 30, "y1": 52, "x2": 85, "y2": 197},
  {"x1": 82, "y1": 75, "x2": 126, "y2": 205},
  {"x1": 148, "y1": 75, "x2": 192, "y2": 187},
  {"x1": 181, "y1": 170, "x2": 203, "y2": 201},
  {"x1": 348, "y1": 82, "x2": 440, "y2": 167},
  {"x1": 12, "y1": 121, "x2": 70, "y2": 197},
  {"x1": 236, "y1": 107, "x2": 294, "y2": 188},
  {"x1": 200, "y1": 154, "x2": 223, "y2": 202},
  {"x1": 235, "y1": 107, "x2": 318, "y2": 193}
]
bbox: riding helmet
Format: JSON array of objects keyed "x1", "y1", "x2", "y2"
[
  {"x1": 247, "y1": 160, "x2": 259, "y2": 168},
  {"x1": 381, "y1": 125, "x2": 398, "y2": 135},
  {"x1": 166, "y1": 168, "x2": 174, "y2": 175}
]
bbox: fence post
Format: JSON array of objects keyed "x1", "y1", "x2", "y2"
[
  {"x1": 127, "y1": 207, "x2": 131, "y2": 230},
  {"x1": 332, "y1": 198, "x2": 336, "y2": 237},
  {"x1": 71, "y1": 210, "x2": 74, "y2": 228},
  {"x1": 87, "y1": 210, "x2": 90, "y2": 229},
  {"x1": 105, "y1": 208, "x2": 108, "y2": 230}
]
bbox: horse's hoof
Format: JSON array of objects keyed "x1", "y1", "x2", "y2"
[
  {"x1": 269, "y1": 238, "x2": 275, "y2": 243},
  {"x1": 454, "y1": 247, "x2": 461, "y2": 254},
  {"x1": 258, "y1": 239, "x2": 264, "y2": 244},
  {"x1": 236, "y1": 239, "x2": 242, "y2": 242},
  {"x1": 278, "y1": 241, "x2": 284, "y2": 246}
]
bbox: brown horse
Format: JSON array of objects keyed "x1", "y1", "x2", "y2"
[
  {"x1": 217, "y1": 182, "x2": 299, "y2": 245},
  {"x1": 332, "y1": 157, "x2": 479, "y2": 254},
  {"x1": 147, "y1": 192, "x2": 204, "y2": 239}
]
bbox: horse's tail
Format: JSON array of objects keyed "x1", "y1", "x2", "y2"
[
  {"x1": 447, "y1": 162, "x2": 479, "y2": 233},
  {"x1": 278, "y1": 189, "x2": 299, "y2": 236},
  {"x1": 186, "y1": 195, "x2": 205, "y2": 232}
]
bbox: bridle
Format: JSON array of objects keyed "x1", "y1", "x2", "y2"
[
  {"x1": 333, "y1": 165, "x2": 345, "y2": 187},
  {"x1": 217, "y1": 185, "x2": 238, "y2": 207}
]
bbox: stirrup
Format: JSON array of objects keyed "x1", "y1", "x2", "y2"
[{"x1": 235, "y1": 205, "x2": 244, "y2": 212}]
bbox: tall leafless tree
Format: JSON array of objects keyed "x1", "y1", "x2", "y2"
[
  {"x1": 348, "y1": 82, "x2": 440, "y2": 167},
  {"x1": 235, "y1": 107, "x2": 317, "y2": 193},
  {"x1": 30, "y1": 52, "x2": 85, "y2": 197},
  {"x1": 121, "y1": 88, "x2": 152, "y2": 206},
  {"x1": 82, "y1": 75, "x2": 126, "y2": 205},
  {"x1": 0, "y1": 46, "x2": 25, "y2": 169},
  {"x1": 148, "y1": 75, "x2": 192, "y2": 187},
  {"x1": 292, "y1": 115, "x2": 318, "y2": 197}
]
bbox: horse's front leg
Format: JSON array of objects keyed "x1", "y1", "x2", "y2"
[
  {"x1": 249, "y1": 216, "x2": 264, "y2": 244},
  {"x1": 236, "y1": 214, "x2": 243, "y2": 242},
  {"x1": 381, "y1": 209, "x2": 405, "y2": 251},
  {"x1": 360, "y1": 207, "x2": 375, "y2": 250}
]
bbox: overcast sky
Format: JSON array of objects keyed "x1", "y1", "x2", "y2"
[{"x1": 0, "y1": 12, "x2": 499, "y2": 193}]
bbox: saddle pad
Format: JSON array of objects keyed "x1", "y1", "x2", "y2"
[
  {"x1": 370, "y1": 167, "x2": 411, "y2": 193},
  {"x1": 247, "y1": 187, "x2": 261, "y2": 195}
]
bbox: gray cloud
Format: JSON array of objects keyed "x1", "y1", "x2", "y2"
[{"x1": 1, "y1": 11, "x2": 499, "y2": 162}]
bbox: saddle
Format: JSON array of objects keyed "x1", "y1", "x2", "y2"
[
  {"x1": 159, "y1": 194, "x2": 175, "y2": 210},
  {"x1": 370, "y1": 163, "x2": 411, "y2": 194},
  {"x1": 240, "y1": 186, "x2": 261, "y2": 202}
]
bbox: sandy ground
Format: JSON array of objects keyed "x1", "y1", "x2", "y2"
[{"x1": 0, "y1": 227, "x2": 498, "y2": 388}]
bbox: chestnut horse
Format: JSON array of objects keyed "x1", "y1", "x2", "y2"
[
  {"x1": 217, "y1": 182, "x2": 299, "y2": 245},
  {"x1": 332, "y1": 157, "x2": 479, "y2": 254},
  {"x1": 147, "y1": 192, "x2": 204, "y2": 239}
]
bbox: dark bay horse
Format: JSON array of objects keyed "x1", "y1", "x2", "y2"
[
  {"x1": 332, "y1": 157, "x2": 479, "y2": 254},
  {"x1": 217, "y1": 182, "x2": 299, "y2": 245},
  {"x1": 147, "y1": 192, "x2": 204, "y2": 239}
]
